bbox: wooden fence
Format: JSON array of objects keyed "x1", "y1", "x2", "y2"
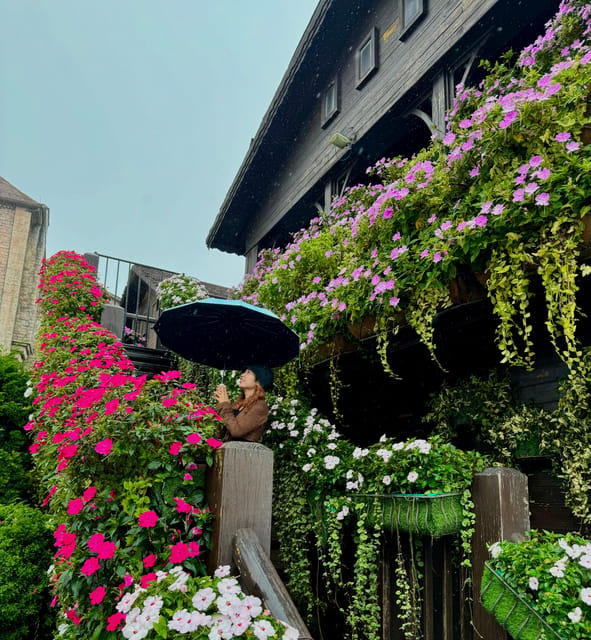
[{"x1": 206, "y1": 443, "x2": 532, "y2": 640}]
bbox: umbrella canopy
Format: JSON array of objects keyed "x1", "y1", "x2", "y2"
[{"x1": 153, "y1": 298, "x2": 300, "y2": 371}]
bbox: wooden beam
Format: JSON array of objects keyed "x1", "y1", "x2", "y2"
[
  {"x1": 233, "y1": 527, "x2": 313, "y2": 640},
  {"x1": 205, "y1": 442, "x2": 273, "y2": 573}
]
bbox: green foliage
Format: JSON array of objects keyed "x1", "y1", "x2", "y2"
[{"x1": 0, "y1": 503, "x2": 54, "y2": 640}]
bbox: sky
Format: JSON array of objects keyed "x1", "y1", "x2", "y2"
[{"x1": 0, "y1": 0, "x2": 319, "y2": 288}]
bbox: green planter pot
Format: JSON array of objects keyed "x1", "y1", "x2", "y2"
[
  {"x1": 358, "y1": 492, "x2": 463, "y2": 537},
  {"x1": 480, "y1": 562, "x2": 564, "y2": 640}
]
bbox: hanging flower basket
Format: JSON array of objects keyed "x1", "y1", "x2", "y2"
[
  {"x1": 480, "y1": 562, "x2": 564, "y2": 640},
  {"x1": 357, "y1": 492, "x2": 463, "y2": 537}
]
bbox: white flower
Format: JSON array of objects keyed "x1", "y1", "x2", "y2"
[
  {"x1": 379, "y1": 434, "x2": 387, "y2": 442},
  {"x1": 57, "y1": 624, "x2": 69, "y2": 636},
  {"x1": 549, "y1": 563, "x2": 565, "y2": 578},
  {"x1": 580, "y1": 587, "x2": 591, "y2": 605},
  {"x1": 327, "y1": 442, "x2": 337, "y2": 450},
  {"x1": 376, "y1": 448, "x2": 393, "y2": 463},
  {"x1": 346, "y1": 469, "x2": 354, "y2": 479},
  {"x1": 306, "y1": 448, "x2": 316, "y2": 457},
  {"x1": 123, "y1": 618, "x2": 150, "y2": 639},
  {"x1": 241, "y1": 595, "x2": 263, "y2": 618},
  {"x1": 289, "y1": 430, "x2": 299, "y2": 438},
  {"x1": 352, "y1": 447, "x2": 369, "y2": 459},
  {"x1": 529, "y1": 576, "x2": 539, "y2": 591},
  {"x1": 216, "y1": 595, "x2": 242, "y2": 615},
  {"x1": 392, "y1": 442, "x2": 404, "y2": 450},
  {"x1": 336, "y1": 505, "x2": 350, "y2": 520},
  {"x1": 117, "y1": 589, "x2": 143, "y2": 613},
  {"x1": 324, "y1": 455, "x2": 340, "y2": 470},
  {"x1": 142, "y1": 596, "x2": 164, "y2": 615},
  {"x1": 282, "y1": 625, "x2": 299, "y2": 640},
  {"x1": 346, "y1": 481, "x2": 359, "y2": 491},
  {"x1": 218, "y1": 578, "x2": 241, "y2": 596},
  {"x1": 214, "y1": 565, "x2": 231, "y2": 578},
  {"x1": 382, "y1": 475, "x2": 391, "y2": 486},
  {"x1": 24, "y1": 386, "x2": 33, "y2": 398},
  {"x1": 568, "y1": 607, "x2": 582, "y2": 623},
  {"x1": 208, "y1": 617, "x2": 234, "y2": 639},
  {"x1": 488, "y1": 542, "x2": 503, "y2": 559},
  {"x1": 193, "y1": 587, "x2": 217, "y2": 610},
  {"x1": 252, "y1": 619, "x2": 277, "y2": 639},
  {"x1": 579, "y1": 554, "x2": 591, "y2": 569},
  {"x1": 302, "y1": 463, "x2": 312, "y2": 472},
  {"x1": 418, "y1": 442, "x2": 432, "y2": 454},
  {"x1": 407, "y1": 471, "x2": 418, "y2": 483}
]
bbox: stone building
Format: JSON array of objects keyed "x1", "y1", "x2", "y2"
[{"x1": 0, "y1": 177, "x2": 49, "y2": 360}]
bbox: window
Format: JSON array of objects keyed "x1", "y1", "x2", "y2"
[
  {"x1": 321, "y1": 77, "x2": 339, "y2": 128},
  {"x1": 356, "y1": 28, "x2": 378, "y2": 89},
  {"x1": 400, "y1": 0, "x2": 424, "y2": 39}
]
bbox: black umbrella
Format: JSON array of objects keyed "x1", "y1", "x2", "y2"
[{"x1": 153, "y1": 298, "x2": 300, "y2": 371}]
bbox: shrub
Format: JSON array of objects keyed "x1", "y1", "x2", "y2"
[{"x1": 0, "y1": 503, "x2": 54, "y2": 640}]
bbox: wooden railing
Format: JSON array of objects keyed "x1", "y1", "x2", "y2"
[{"x1": 206, "y1": 443, "x2": 530, "y2": 640}]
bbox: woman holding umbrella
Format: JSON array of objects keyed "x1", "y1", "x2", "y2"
[{"x1": 213, "y1": 366, "x2": 273, "y2": 442}]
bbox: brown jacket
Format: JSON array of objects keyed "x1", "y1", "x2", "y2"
[{"x1": 215, "y1": 398, "x2": 269, "y2": 442}]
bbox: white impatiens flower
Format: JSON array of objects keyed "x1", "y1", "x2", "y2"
[
  {"x1": 578, "y1": 554, "x2": 591, "y2": 569},
  {"x1": 336, "y1": 505, "x2": 350, "y2": 521},
  {"x1": 306, "y1": 448, "x2": 316, "y2": 457},
  {"x1": 252, "y1": 619, "x2": 277, "y2": 639},
  {"x1": 241, "y1": 594, "x2": 263, "y2": 618},
  {"x1": 352, "y1": 447, "x2": 369, "y2": 459},
  {"x1": 208, "y1": 617, "x2": 234, "y2": 639},
  {"x1": 302, "y1": 463, "x2": 313, "y2": 473},
  {"x1": 392, "y1": 441, "x2": 404, "y2": 450},
  {"x1": 327, "y1": 442, "x2": 337, "y2": 450},
  {"x1": 407, "y1": 471, "x2": 418, "y2": 483},
  {"x1": 568, "y1": 607, "x2": 582, "y2": 623},
  {"x1": 214, "y1": 565, "x2": 231, "y2": 578},
  {"x1": 193, "y1": 587, "x2": 218, "y2": 611},
  {"x1": 218, "y1": 578, "x2": 241, "y2": 596},
  {"x1": 379, "y1": 434, "x2": 388, "y2": 442},
  {"x1": 117, "y1": 588, "x2": 143, "y2": 613},
  {"x1": 376, "y1": 448, "x2": 393, "y2": 463},
  {"x1": 529, "y1": 576, "x2": 539, "y2": 591},
  {"x1": 282, "y1": 625, "x2": 299, "y2": 639},
  {"x1": 382, "y1": 475, "x2": 392, "y2": 486},
  {"x1": 581, "y1": 587, "x2": 591, "y2": 605},
  {"x1": 488, "y1": 542, "x2": 503, "y2": 559},
  {"x1": 324, "y1": 455, "x2": 340, "y2": 470}
]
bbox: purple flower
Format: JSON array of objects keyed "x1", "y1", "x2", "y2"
[
  {"x1": 515, "y1": 175, "x2": 526, "y2": 185},
  {"x1": 499, "y1": 111, "x2": 518, "y2": 129},
  {"x1": 492, "y1": 204, "x2": 505, "y2": 216},
  {"x1": 441, "y1": 220, "x2": 452, "y2": 231},
  {"x1": 529, "y1": 155, "x2": 543, "y2": 167},
  {"x1": 525, "y1": 182, "x2": 539, "y2": 195},
  {"x1": 469, "y1": 166, "x2": 480, "y2": 177},
  {"x1": 389, "y1": 297, "x2": 400, "y2": 307},
  {"x1": 427, "y1": 214, "x2": 437, "y2": 224},
  {"x1": 459, "y1": 119, "x2": 472, "y2": 129},
  {"x1": 513, "y1": 189, "x2": 525, "y2": 202},
  {"x1": 383, "y1": 207, "x2": 393, "y2": 219},
  {"x1": 392, "y1": 232, "x2": 401, "y2": 241},
  {"x1": 566, "y1": 141, "x2": 580, "y2": 153},
  {"x1": 443, "y1": 132, "x2": 456, "y2": 145},
  {"x1": 535, "y1": 167, "x2": 551, "y2": 180},
  {"x1": 420, "y1": 249, "x2": 429, "y2": 259},
  {"x1": 473, "y1": 215, "x2": 488, "y2": 228},
  {"x1": 433, "y1": 252, "x2": 442, "y2": 263},
  {"x1": 481, "y1": 201, "x2": 492, "y2": 214},
  {"x1": 555, "y1": 131, "x2": 571, "y2": 142},
  {"x1": 535, "y1": 192, "x2": 550, "y2": 206}
]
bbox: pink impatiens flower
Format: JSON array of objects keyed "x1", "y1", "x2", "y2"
[
  {"x1": 138, "y1": 511, "x2": 159, "y2": 528},
  {"x1": 95, "y1": 439, "x2": 113, "y2": 455},
  {"x1": 169, "y1": 441, "x2": 182, "y2": 455},
  {"x1": 169, "y1": 542, "x2": 190, "y2": 564},
  {"x1": 89, "y1": 586, "x2": 106, "y2": 605},
  {"x1": 80, "y1": 556, "x2": 101, "y2": 576},
  {"x1": 67, "y1": 498, "x2": 84, "y2": 515},
  {"x1": 187, "y1": 432, "x2": 201, "y2": 444}
]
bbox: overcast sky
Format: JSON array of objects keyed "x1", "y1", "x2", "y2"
[{"x1": 0, "y1": 1, "x2": 319, "y2": 287}]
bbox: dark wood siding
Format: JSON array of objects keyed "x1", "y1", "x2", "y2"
[{"x1": 245, "y1": 0, "x2": 499, "y2": 252}]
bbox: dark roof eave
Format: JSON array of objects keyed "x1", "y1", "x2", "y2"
[{"x1": 206, "y1": 0, "x2": 334, "y2": 252}]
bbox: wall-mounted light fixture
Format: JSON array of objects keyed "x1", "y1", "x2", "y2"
[{"x1": 329, "y1": 128, "x2": 356, "y2": 149}]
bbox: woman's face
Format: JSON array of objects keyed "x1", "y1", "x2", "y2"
[{"x1": 238, "y1": 369, "x2": 257, "y2": 391}]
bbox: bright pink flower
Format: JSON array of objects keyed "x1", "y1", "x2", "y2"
[
  {"x1": 95, "y1": 439, "x2": 113, "y2": 455},
  {"x1": 162, "y1": 397, "x2": 177, "y2": 407},
  {"x1": 187, "y1": 432, "x2": 202, "y2": 444},
  {"x1": 188, "y1": 541, "x2": 200, "y2": 557},
  {"x1": 106, "y1": 612, "x2": 126, "y2": 632},
  {"x1": 87, "y1": 532, "x2": 105, "y2": 553},
  {"x1": 143, "y1": 554, "x2": 158, "y2": 568},
  {"x1": 138, "y1": 511, "x2": 159, "y2": 528},
  {"x1": 169, "y1": 441, "x2": 182, "y2": 455},
  {"x1": 42, "y1": 485, "x2": 58, "y2": 506},
  {"x1": 89, "y1": 585, "x2": 106, "y2": 605},
  {"x1": 140, "y1": 572, "x2": 157, "y2": 588},
  {"x1": 174, "y1": 497, "x2": 192, "y2": 513},
  {"x1": 206, "y1": 437, "x2": 223, "y2": 449},
  {"x1": 104, "y1": 399, "x2": 119, "y2": 415},
  {"x1": 80, "y1": 556, "x2": 101, "y2": 576},
  {"x1": 67, "y1": 498, "x2": 84, "y2": 515},
  {"x1": 169, "y1": 542, "x2": 190, "y2": 563},
  {"x1": 97, "y1": 540, "x2": 117, "y2": 560},
  {"x1": 83, "y1": 486, "x2": 97, "y2": 503},
  {"x1": 184, "y1": 473, "x2": 193, "y2": 481}
]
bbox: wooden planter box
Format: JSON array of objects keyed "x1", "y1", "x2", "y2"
[
  {"x1": 358, "y1": 492, "x2": 463, "y2": 537},
  {"x1": 480, "y1": 562, "x2": 563, "y2": 640}
]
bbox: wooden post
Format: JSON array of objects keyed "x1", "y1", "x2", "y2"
[
  {"x1": 233, "y1": 528, "x2": 313, "y2": 640},
  {"x1": 471, "y1": 468, "x2": 530, "y2": 640},
  {"x1": 205, "y1": 442, "x2": 273, "y2": 573}
]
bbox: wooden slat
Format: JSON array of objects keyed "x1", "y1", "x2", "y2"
[{"x1": 233, "y1": 528, "x2": 313, "y2": 640}]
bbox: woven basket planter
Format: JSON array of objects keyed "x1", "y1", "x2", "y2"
[
  {"x1": 357, "y1": 492, "x2": 463, "y2": 537},
  {"x1": 480, "y1": 562, "x2": 563, "y2": 640}
]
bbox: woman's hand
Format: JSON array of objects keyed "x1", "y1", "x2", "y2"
[{"x1": 214, "y1": 384, "x2": 230, "y2": 404}]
